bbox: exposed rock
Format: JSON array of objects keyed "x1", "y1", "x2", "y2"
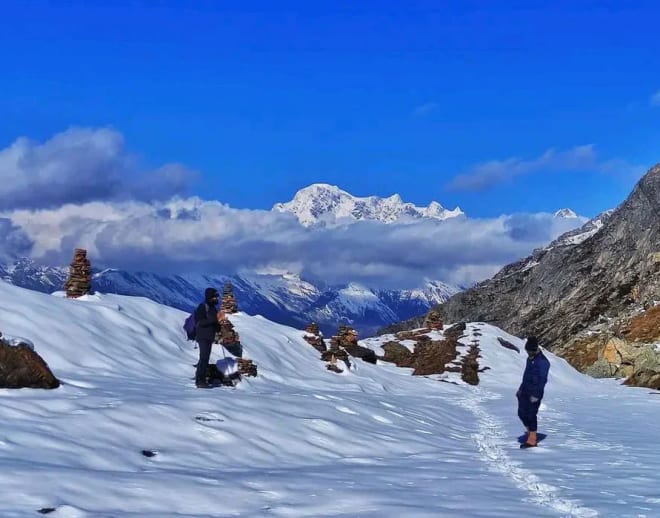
[
  {"x1": 402, "y1": 165, "x2": 660, "y2": 388},
  {"x1": 64, "y1": 248, "x2": 92, "y2": 298},
  {"x1": 461, "y1": 343, "x2": 481, "y2": 385},
  {"x1": 0, "y1": 335, "x2": 60, "y2": 389},
  {"x1": 330, "y1": 325, "x2": 377, "y2": 364},
  {"x1": 424, "y1": 310, "x2": 444, "y2": 330},
  {"x1": 237, "y1": 358, "x2": 258, "y2": 377},
  {"x1": 622, "y1": 306, "x2": 660, "y2": 342},
  {"x1": 412, "y1": 339, "x2": 459, "y2": 376},
  {"x1": 624, "y1": 369, "x2": 660, "y2": 390},
  {"x1": 321, "y1": 349, "x2": 351, "y2": 371},
  {"x1": 215, "y1": 317, "x2": 241, "y2": 348},
  {"x1": 381, "y1": 341, "x2": 415, "y2": 368},
  {"x1": 305, "y1": 322, "x2": 321, "y2": 336},
  {"x1": 303, "y1": 322, "x2": 326, "y2": 353},
  {"x1": 444, "y1": 322, "x2": 467, "y2": 341},
  {"x1": 497, "y1": 337, "x2": 520, "y2": 353},
  {"x1": 220, "y1": 281, "x2": 239, "y2": 314}
]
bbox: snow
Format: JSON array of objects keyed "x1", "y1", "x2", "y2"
[
  {"x1": 273, "y1": 183, "x2": 464, "y2": 226},
  {"x1": 1, "y1": 280, "x2": 659, "y2": 517}
]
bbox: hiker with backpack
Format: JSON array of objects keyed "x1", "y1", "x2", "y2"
[
  {"x1": 516, "y1": 336, "x2": 550, "y2": 448},
  {"x1": 193, "y1": 287, "x2": 222, "y2": 388}
]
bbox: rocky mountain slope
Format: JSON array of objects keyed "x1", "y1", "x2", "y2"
[
  {"x1": 272, "y1": 183, "x2": 464, "y2": 226},
  {"x1": 409, "y1": 163, "x2": 660, "y2": 388},
  {"x1": 0, "y1": 260, "x2": 457, "y2": 337}
]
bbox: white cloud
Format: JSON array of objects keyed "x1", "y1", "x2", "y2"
[
  {"x1": 651, "y1": 90, "x2": 660, "y2": 107},
  {"x1": 0, "y1": 127, "x2": 197, "y2": 209},
  {"x1": 2, "y1": 198, "x2": 588, "y2": 288},
  {"x1": 446, "y1": 146, "x2": 643, "y2": 192}
]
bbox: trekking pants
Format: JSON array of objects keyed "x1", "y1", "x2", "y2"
[
  {"x1": 195, "y1": 339, "x2": 213, "y2": 383},
  {"x1": 517, "y1": 395, "x2": 541, "y2": 432}
]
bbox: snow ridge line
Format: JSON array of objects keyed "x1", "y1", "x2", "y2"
[{"x1": 458, "y1": 388, "x2": 599, "y2": 518}]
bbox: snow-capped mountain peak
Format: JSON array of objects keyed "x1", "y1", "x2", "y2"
[
  {"x1": 273, "y1": 183, "x2": 464, "y2": 226},
  {"x1": 554, "y1": 208, "x2": 578, "y2": 218}
]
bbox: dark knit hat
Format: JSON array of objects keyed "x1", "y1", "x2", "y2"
[
  {"x1": 524, "y1": 336, "x2": 539, "y2": 352},
  {"x1": 205, "y1": 287, "x2": 219, "y2": 301}
]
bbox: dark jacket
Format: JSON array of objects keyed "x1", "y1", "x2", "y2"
[
  {"x1": 195, "y1": 290, "x2": 220, "y2": 342},
  {"x1": 519, "y1": 351, "x2": 550, "y2": 400}
]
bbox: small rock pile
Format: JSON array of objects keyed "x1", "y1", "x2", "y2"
[
  {"x1": 221, "y1": 282, "x2": 239, "y2": 314},
  {"x1": 0, "y1": 332, "x2": 60, "y2": 389},
  {"x1": 237, "y1": 358, "x2": 258, "y2": 377},
  {"x1": 64, "y1": 248, "x2": 92, "y2": 298},
  {"x1": 303, "y1": 322, "x2": 326, "y2": 353},
  {"x1": 424, "y1": 310, "x2": 444, "y2": 330},
  {"x1": 321, "y1": 325, "x2": 377, "y2": 372}
]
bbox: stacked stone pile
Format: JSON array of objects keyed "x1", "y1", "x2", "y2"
[
  {"x1": 303, "y1": 322, "x2": 326, "y2": 353},
  {"x1": 64, "y1": 248, "x2": 92, "y2": 298},
  {"x1": 424, "y1": 310, "x2": 444, "y2": 330},
  {"x1": 221, "y1": 282, "x2": 239, "y2": 314}
]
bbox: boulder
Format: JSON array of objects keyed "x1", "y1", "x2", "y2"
[
  {"x1": 0, "y1": 335, "x2": 60, "y2": 389},
  {"x1": 381, "y1": 341, "x2": 415, "y2": 368}
]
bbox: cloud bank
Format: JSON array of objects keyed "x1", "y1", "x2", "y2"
[
  {"x1": 0, "y1": 127, "x2": 197, "y2": 210},
  {"x1": 0, "y1": 127, "x2": 594, "y2": 289},
  {"x1": 2, "y1": 198, "x2": 587, "y2": 288}
]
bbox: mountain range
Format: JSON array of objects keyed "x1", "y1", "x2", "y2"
[
  {"x1": 0, "y1": 184, "x2": 584, "y2": 337},
  {"x1": 273, "y1": 183, "x2": 464, "y2": 226},
  {"x1": 0, "y1": 258, "x2": 457, "y2": 337}
]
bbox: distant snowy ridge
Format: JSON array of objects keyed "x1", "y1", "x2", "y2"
[
  {"x1": 273, "y1": 183, "x2": 464, "y2": 226},
  {"x1": 0, "y1": 258, "x2": 459, "y2": 337}
]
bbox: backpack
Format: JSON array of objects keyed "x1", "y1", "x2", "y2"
[{"x1": 183, "y1": 311, "x2": 196, "y2": 340}]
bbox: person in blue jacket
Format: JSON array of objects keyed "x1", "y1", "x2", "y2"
[{"x1": 517, "y1": 336, "x2": 550, "y2": 448}]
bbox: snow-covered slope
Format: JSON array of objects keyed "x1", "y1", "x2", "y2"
[
  {"x1": 2, "y1": 259, "x2": 457, "y2": 336},
  {"x1": 273, "y1": 183, "x2": 464, "y2": 226},
  {"x1": 1, "y1": 281, "x2": 659, "y2": 517},
  {"x1": 549, "y1": 209, "x2": 615, "y2": 247}
]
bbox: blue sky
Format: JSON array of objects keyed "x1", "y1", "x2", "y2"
[{"x1": 1, "y1": 0, "x2": 659, "y2": 218}]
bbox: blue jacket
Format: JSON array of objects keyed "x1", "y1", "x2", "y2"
[{"x1": 519, "y1": 351, "x2": 550, "y2": 400}]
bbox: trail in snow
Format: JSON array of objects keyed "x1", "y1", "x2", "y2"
[{"x1": 456, "y1": 387, "x2": 599, "y2": 518}]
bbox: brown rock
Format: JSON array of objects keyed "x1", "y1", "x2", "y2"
[
  {"x1": 412, "y1": 339, "x2": 459, "y2": 376},
  {"x1": 623, "y1": 306, "x2": 660, "y2": 342},
  {"x1": 381, "y1": 341, "x2": 415, "y2": 368},
  {"x1": 0, "y1": 337, "x2": 60, "y2": 389},
  {"x1": 424, "y1": 310, "x2": 444, "y2": 330}
]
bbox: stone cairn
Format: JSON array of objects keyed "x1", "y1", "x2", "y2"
[
  {"x1": 216, "y1": 316, "x2": 241, "y2": 348},
  {"x1": 320, "y1": 324, "x2": 377, "y2": 372},
  {"x1": 64, "y1": 248, "x2": 92, "y2": 298},
  {"x1": 221, "y1": 282, "x2": 239, "y2": 314},
  {"x1": 303, "y1": 322, "x2": 326, "y2": 353},
  {"x1": 213, "y1": 314, "x2": 257, "y2": 379},
  {"x1": 424, "y1": 309, "x2": 444, "y2": 331}
]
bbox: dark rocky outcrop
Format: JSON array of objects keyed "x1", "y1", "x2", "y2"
[
  {"x1": 0, "y1": 335, "x2": 60, "y2": 389},
  {"x1": 408, "y1": 164, "x2": 660, "y2": 388}
]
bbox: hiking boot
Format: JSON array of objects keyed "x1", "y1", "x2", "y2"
[{"x1": 195, "y1": 380, "x2": 210, "y2": 389}]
